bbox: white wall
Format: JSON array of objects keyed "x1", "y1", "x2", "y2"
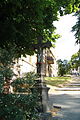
[{"x1": 13, "y1": 55, "x2": 37, "y2": 78}]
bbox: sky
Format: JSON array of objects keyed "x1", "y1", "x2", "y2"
[{"x1": 54, "y1": 14, "x2": 79, "y2": 61}]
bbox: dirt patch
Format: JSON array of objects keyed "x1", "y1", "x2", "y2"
[{"x1": 48, "y1": 106, "x2": 61, "y2": 117}]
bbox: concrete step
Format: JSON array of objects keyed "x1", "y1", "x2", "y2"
[
  {"x1": 55, "y1": 87, "x2": 80, "y2": 91},
  {"x1": 67, "y1": 83, "x2": 80, "y2": 86}
]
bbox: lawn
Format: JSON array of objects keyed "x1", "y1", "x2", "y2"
[{"x1": 45, "y1": 76, "x2": 72, "y2": 87}]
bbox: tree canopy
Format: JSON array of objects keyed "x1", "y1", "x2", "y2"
[
  {"x1": 72, "y1": 9, "x2": 80, "y2": 44},
  {"x1": 70, "y1": 51, "x2": 80, "y2": 70},
  {"x1": 0, "y1": 0, "x2": 80, "y2": 57},
  {"x1": 57, "y1": 59, "x2": 70, "y2": 76}
]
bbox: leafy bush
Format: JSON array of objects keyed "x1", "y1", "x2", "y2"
[
  {"x1": 0, "y1": 93, "x2": 39, "y2": 120},
  {"x1": 0, "y1": 72, "x2": 40, "y2": 120},
  {"x1": 12, "y1": 72, "x2": 38, "y2": 93},
  {"x1": 0, "y1": 47, "x2": 40, "y2": 120}
]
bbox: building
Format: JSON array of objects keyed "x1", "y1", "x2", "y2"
[
  {"x1": 44, "y1": 48, "x2": 58, "y2": 77},
  {"x1": 13, "y1": 48, "x2": 58, "y2": 78}
]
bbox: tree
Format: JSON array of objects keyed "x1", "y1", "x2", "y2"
[
  {"x1": 72, "y1": 7, "x2": 80, "y2": 74},
  {"x1": 57, "y1": 59, "x2": 70, "y2": 76},
  {"x1": 70, "y1": 51, "x2": 80, "y2": 70},
  {"x1": 0, "y1": 0, "x2": 79, "y2": 94},
  {"x1": 0, "y1": 0, "x2": 80, "y2": 118},
  {"x1": 72, "y1": 9, "x2": 80, "y2": 44},
  {"x1": 0, "y1": 0, "x2": 79, "y2": 57}
]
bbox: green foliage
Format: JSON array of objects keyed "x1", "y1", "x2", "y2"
[
  {"x1": 12, "y1": 72, "x2": 38, "y2": 93},
  {"x1": 0, "y1": 47, "x2": 15, "y2": 67},
  {"x1": 0, "y1": 74, "x2": 4, "y2": 93},
  {"x1": 0, "y1": 0, "x2": 79, "y2": 57},
  {"x1": 0, "y1": 72, "x2": 40, "y2": 120},
  {"x1": 0, "y1": 47, "x2": 15, "y2": 93},
  {"x1": 57, "y1": 59, "x2": 70, "y2": 76},
  {"x1": 0, "y1": 48, "x2": 40, "y2": 120},
  {"x1": 70, "y1": 51, "x2": 80, "y2": 69},
  {"x1": 72, "y1": 10, "x2": 80, "y2": 44},
  {"x1": 0, "y1": 48, "x2": 14, "y2": 77},
  {"x1": 0, "y1": 93, "x2": 39, "y2": 120}
]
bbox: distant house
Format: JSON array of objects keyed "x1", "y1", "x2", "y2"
[
  {"x1": 13, "y1": 48, "x2": 58, "y2": 78},
  {"x1": 71, "y1": 66, "x2": 80, "y2": 76}
]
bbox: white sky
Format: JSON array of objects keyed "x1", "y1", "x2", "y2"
[{"x1": 54, "y1": 14, "x2": 79, "y2": 61}]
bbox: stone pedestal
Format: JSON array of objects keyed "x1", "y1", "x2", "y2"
[
  {"x1": 41, "y1": 85, "x2": 50, "y2": 112},
  {"x1": 35, "y1": 79, "x2": 50, "y2": 113}
]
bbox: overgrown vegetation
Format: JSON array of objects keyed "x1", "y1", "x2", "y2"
[
  {"x1": 0, "y1": 48, "x2": 40, "y2": 120},
  {"x1": 0, "y1": 93, "x2": 39, "y2": 120},
  {"x1": 12, "y1": 72, "x2": 38, "y2": 93},
  {"x1": 0, "y1": 72, "x2": 40, "y2": 120}
]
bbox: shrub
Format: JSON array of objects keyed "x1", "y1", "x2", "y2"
[
  {"x1": 0, "y1": 93, "x2": 39, "y2": 120},
  {"x1": 0, "y1": 72, "x2": 40, "y2": 120},
  {"x1": 0, "y1": 47, "x2": 40, "y2": 120},
  {"x1": 12, "y1": 72, "x2": 38, "y2": 93}
]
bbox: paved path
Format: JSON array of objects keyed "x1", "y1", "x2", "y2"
[{"x1": 48, "y1": 75, "x2": 80, "y2": 120}]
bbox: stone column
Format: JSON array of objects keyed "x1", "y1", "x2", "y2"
[{"x1": 36, "y1": 36, "x2": 50, "y2": 113}]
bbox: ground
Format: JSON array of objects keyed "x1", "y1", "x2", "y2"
[{"x1": 47, "y1": 75, "x2": 80, "y2": 120}]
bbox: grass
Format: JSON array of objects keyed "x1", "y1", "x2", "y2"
[{"x1": 45, "y1": 76, "x2": 72, "y2": 87}]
